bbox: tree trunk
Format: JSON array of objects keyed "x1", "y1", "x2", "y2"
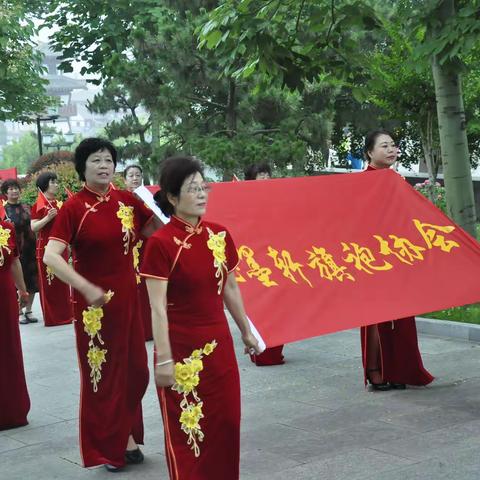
[
  {"x1": 419, "y1": 113, "x2": 438, "y2": 202},
  {"x1": 431, "y1": 0, "x2": 476, "y2": 237}
]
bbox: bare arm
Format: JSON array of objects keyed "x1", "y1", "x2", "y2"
[
  {"x1": 223, "y1": 272, "x2": 261, "y2": 354},
  {"x1": 43, "y1": 239, "x2": 105, "y2": 306},
  {"x1": 141, "y1": 216, "x2": 164, "y2": 238},
  {"x1": 31, "y1": 208, "x2": 57, "y2": 233},
  {"x1": 11, "y1": 257, "x2": 29, "y2": 307},
  {"x1": 145, "y1": 277, "x2": 174, "y2": 386}
]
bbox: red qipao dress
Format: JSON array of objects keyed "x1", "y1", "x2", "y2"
[
  {"x1": 141, "y1": 215, "x2": 242, "y2": 480},
  {"x1": 31, "y1": 200, "x2": 73, "y2": 326},
  {"x1": 49, "y1": 185, "x2": 151, "y2": 467},
  {"x1": 0, "y1": 220, "x2": 31, "y2": 429},
  {"x1": 361, "y1": 164, "x2": 434, "y2": 386},
  {"x1": 133, "y1": 234, "x2": 153, "y2": 341}
]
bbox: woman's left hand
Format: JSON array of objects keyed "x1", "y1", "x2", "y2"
[{"x1": 242, "y1": 332, "x2": 261, "y2": 355}]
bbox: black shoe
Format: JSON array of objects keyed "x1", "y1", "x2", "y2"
[
  {"x1": 367, "y1": 368, "x2": 392, "y2": 391},
  {"x1": 389, "y1": 383, "x2": 406, "y2": 390},
  {"x1": 104, "y1": 464, "x2": 124, "y2": 472},
  {"x1": 125, "y1": 447, "x2": 144, "y2": 464},
  {"x1": 19, "y1": 315, "x2": 29, "y2": 325},
  {"x1": 24, "y1": 312, "x2": 38, "y2": 323}
]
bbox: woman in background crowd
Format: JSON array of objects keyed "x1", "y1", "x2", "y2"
[
  {"x1": 1, "y1": 179, "x2": 38, "y2": 324},
  {"x1": 361, "y1": 129, "x2": 434, "y2": 391},
  {"x1": 244, "y1": 163, "x2": 285, "y2": 366},
  {"x1": 123, "y1": 164, "x2": 153, "y2": 341},
  {"x1": 31, "y1": 172, "x2": 73, "y2": 326}
]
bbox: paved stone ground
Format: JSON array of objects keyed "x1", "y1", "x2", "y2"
[{"x1": 2, "y1": 300, "x2": 480, "y2": 480}]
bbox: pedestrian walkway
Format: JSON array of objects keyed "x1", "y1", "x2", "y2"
[{"x1": 2, "y1": 304, "x2": 480, "y2": 479}]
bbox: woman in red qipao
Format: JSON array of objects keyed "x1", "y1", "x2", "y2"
[
  {"x1": 0, "y1": 218, "x2": 31, "y2": 429},
  {"x1": 244, "y1": 163, "x2": 285, "y2": 366},
  {"x1": 44, "y1": 138, "x2": 160, "y2": 472},
  {"x1": 141, "y1": 156, "x2": 261, "y2": 480},
  {"x1": 31, "y1": 172, "x2": 73, "y2": 326},
  {"x1": 123, "y1": 164, "x2": 152, "y2": 341},
  {"x1": 361, "y1": 130, "x2": 434, "y2": 391}
]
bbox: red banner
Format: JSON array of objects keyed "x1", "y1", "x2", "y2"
[
  {"x1": 0, "y1": 167, "x2": 17, "y2": 180},
  {"x1": 202, "y1": 170, "x2": 480, "y2": 347}
]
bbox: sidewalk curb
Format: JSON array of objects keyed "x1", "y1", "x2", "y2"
[{"x1": 417, "y1": 317, "x2": 480, "y2": 343}]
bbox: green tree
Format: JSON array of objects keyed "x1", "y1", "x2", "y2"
[
  {"x1": 0, "y1": 1, "x2": 52, "y2": 121},
  {"x1": 0, "y1": 131, "x2": 39, "y2": 173}
]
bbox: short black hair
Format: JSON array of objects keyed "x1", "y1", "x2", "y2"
[
  {"x1": 244, "y1": 163, "x2": 272, "y2": 180},
  {"x1": 74, "y1": 138, "x2": 117, "y2": 181},
  {"x1": 1, "y1": 179, "x2": 21, "y2": 195},
  {"x1": 123, "y1": 164, "x2": 143, "y2": 178},
  {"x1": 36, "y1": 172, "x2": 57, "y2": 193},
  {"x1": 154, "y1": 156, "x2": 204, "y2": 217},
  {"x1": 364, "y1": 130, "x2": 395, "y2": 162}
]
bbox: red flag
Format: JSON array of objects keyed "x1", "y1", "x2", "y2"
[
  {"x1": 0, "y1": 167, "x2": 17, "y2": 180},
  {"x1": 204, "y1": 171, "x2": 480, "y2": 347},
  {"x1": 34, "y1": 189, "x2": 50, "y2": 210},
  {"x1": 64, "y1": 187, "x2": 74, "y2": 199}
]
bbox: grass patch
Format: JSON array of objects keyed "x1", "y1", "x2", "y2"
[{"x1": 422, "y1": 303, "x2": 480, "y2": 325}]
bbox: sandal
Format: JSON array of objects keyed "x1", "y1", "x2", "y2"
[
  {"x1": 366, "y1": 368, "x2": 391, "y2": 391},
  {"x1": 24, "y1": 311, "x2": 39, "y2": 323}
]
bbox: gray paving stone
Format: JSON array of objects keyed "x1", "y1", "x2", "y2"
[{"x1": 2, "y1": 298, "x2": 480, "y2": 479}]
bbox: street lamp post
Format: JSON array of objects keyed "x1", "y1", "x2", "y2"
[
  {"x1": 35, "y1": 113, "x2": 59, "y2": 156},
  {"x1": 42, "y1": 132, "x2": 75, "y2": 151}
]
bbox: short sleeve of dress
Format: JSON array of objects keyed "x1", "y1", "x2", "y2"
[
  {"x1": 225, "y1": 229, "x2": 239, "y2": 273},
  {"x1": 48, "y1": 201, "x2": 78, "y2": 246},
  {"x1": 30, "y1": 203, "x2": 45, "y2": 220},
  {"x1": 140, "y1": 235, "x2": 171, "y2": 280}
]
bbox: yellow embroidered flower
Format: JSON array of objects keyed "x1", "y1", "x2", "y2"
[
  {"x1": 116, "y1": 202, "x2": 135, "y2": 254},
  {"x1": 45, "y1": 265, "x2": 55, "y2": 285},
  {"x1": 0, "y1": 225, "x2": 12, "y2": 267},
  {"x1": 132, "y1": 239, "x2": 143, "y2": 284},
  {"x1": 87, "y1": 346, "x2": 108, "y2": 392},
  {"x1": 172, "y1": 340, "x2": 217, "y2": 457},
  {"x1": 83, "y1": 306, "x2": 104, "y2": 338},
  {"x1": 191, "y1": 349, "x2": 203, "y2": 359},
  {"x1": 180, "y1": 402, "x2": 204, "y2": 430},
  {"x1": 206, "y1": 228, "x2": 227, "y2": 294},
  {"x1": 206, "y1": 229, "x2": 227, "y2": 265},
  {"x1": 190, "y1": 358, "x2": 204, "y2": 373},
  {"x1": 203, "y1": 340, "x2": 217, "y2": 356},
  {"x1": 56, "y1": 200, "x2": 63, "y2": 209}
]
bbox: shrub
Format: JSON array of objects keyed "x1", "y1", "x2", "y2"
[{"x1": 414, "y1": 180, "x2": 447, "y2": 214}]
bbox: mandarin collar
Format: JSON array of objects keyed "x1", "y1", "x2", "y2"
[
  {"x1": 171, "y1": 215, "x2": 203, "y2": 234},
  {"x1": 83, "y1": 184, "x2": 112, "y2": 202}
]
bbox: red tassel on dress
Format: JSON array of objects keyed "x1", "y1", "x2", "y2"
[{"x1": 0, "y1": 221, "x2": 30, "y2": 430}]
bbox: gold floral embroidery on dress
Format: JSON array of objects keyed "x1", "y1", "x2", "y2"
[
  {"x1": 116, "y1": 202, "x2": 135, "y2": 254},
  {"x1": 82, "y1": 290, "x2": 114, "y2": 392},
  {"x1": 45, "y1": 265, "x2": 55, "y2": 285},
  {"x1": 0, "y1": 224, "x2": 12, "y2": 267},
  {"x1": 206, "y1": 228, "x2": 227, "y2": 294},
  {"x1": 56, "y1": 200, "x2": 63, "y2": 209},
  {"x1": 174, "y1": 236, "x2": 192, "y2": 249},
  {"x1": 171, "y1": 340, "x2": 217, "y2": 457},
  {"x1": 132, "y1": 239, "x2": 143, "y2": 284}
]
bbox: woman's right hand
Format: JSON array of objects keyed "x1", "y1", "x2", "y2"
[
  {"x1": 154, "y1": 362, "x2": 175, "y2": 387},
  {"x1": 81, "y1": 283, "x2": 106, "y2": 307}
]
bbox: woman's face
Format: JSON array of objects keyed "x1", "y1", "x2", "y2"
[
  {"x1": 125, "y1": 167, "x2": 143, "y2": 192},
  {"x1": 368, "y1": 134, "x2": 398, "y2": 169},
  {"x1": 84, "y1": 148, "x2": 115, "y2": 188},
  {"x1": 6, "y1": 185, "x2": 20, "y2": 203},
  {"x1": 46, "y1": 178, "x2": 59, "y2": 196},
  {"x1": 256, "y1": 171, "x2": 270, "y2": 180},
  {"x1": 169, "y1": 172, "x2": 209, "y2": 220}
]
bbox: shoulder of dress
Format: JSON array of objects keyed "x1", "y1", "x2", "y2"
[{"x1": 202, "y1": 220, "x2": 228, "y2": 234}]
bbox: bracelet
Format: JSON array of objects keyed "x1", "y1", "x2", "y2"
[{"x1": 155, "y1": 359, "x2": 173, "y2": 367}]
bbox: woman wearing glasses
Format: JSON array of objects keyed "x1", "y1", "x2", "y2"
[{"x1": 141, "y1": 156, "x2": 260, "y2": 479}]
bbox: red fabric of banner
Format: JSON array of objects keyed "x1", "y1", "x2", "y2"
[
  {"x1": 202, "y1": 170, "x2": 480, "y2": 347},
  {"x1": 0, "y1": 167, "x2": 17, "y2": 180}
]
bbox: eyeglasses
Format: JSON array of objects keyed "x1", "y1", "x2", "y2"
[{"x1": 183, "y1": 183, "x2": 211, "y2": 195}]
